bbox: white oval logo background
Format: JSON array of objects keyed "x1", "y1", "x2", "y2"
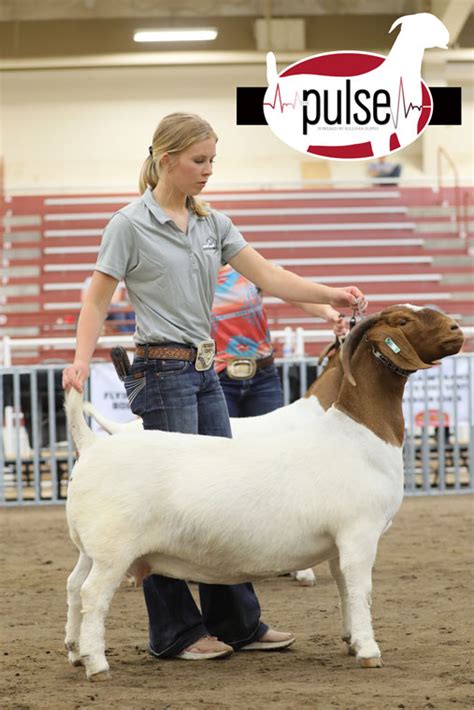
[{"x1": 263, "y1": 13, "x2": 449, "y2": 161}]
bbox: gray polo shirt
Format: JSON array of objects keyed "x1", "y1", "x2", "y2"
[{"x1": 95, "y1": 188, "x2": 247, "y2": 346}]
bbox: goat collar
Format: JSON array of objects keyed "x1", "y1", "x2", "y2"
[{"x1": 365, "y1": 336, "x2": 412, "y2": 379}]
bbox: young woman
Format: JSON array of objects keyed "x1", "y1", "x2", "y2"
[{"x1": 63, "y1": 112, "x2": 367, "y2": 661}]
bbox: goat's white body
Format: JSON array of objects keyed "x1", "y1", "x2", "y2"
[
  {"x1": 84, "y1": 395, "x2": 325, "y2": 438},
  {"x1": 230, "y1": 396, "x2": 324, "y2": 438},
  {"x1": 67, "y1": 406, "x2": 403, "y2": 585},
  {"x1": 83, "y1": 395, "x2": 323, "y2": 587}
]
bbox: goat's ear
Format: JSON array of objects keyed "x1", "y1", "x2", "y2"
[
  {"x1": 389, "y1": 16, "x2": 405, "y2": 33},
  {"x1": 319, "y1": 338, "x2": 339, "y2": 361},
  {"x1": 367, "y1": 324, "x2": 432, "y2": 372}
]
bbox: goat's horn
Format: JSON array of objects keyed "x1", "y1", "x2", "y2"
[{"x1": 341, "y1": 313, "x2": 381, "y2": 386}]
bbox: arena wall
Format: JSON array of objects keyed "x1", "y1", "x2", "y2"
[{"x1": 1, "y1": 63, "x2": 472, "y2": 192}]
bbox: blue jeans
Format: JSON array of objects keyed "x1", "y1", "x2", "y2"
[
  {"x1": 219, "y1": 363, "x2": 284, "y2": 418},
  {"x1": 124, "y1": 351, "x2": 268, "y2": 657}
]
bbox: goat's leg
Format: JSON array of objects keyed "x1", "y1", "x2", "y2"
[
  {"x1": 79, "y1": 561, "x2": 125, "y2": 681},
  {"x1": 291, "y1": 568, "x2": 316, "y2": 586},
  {"x1": 65, "y1": 551, "x2": 92, "y2": 667},
  {"x1": 328, "y1": 556, "x2": 352, "y2": 654},
  {"x1": 337, "y1": 536, "x2": 383, "y2": 668}
]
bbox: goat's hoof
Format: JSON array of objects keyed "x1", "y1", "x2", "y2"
[
  {"x1": 293, "y1": 569, "x2": 316, "y2": 587},
  {"x1": 297, "y1": 575, "x2": 316, "y2": 587},
  {"x1": 69, "y1": 657, "x2": 83, "y2": 667},
  {"x1": 67, "y1": 645, "x2": 83, "y2": 666},
  {"x1": 341, "y1": 637, "x2": 355, "y2": 656},
  {"x1": 358, "y1": 656, "x2": 384, "y2": 668},
  {"x1": 341, "y1": 643, "x2": 355, "y2": 656},
  {"x1": 89, "y1": 670, "x2": 111, "y2": 682}
]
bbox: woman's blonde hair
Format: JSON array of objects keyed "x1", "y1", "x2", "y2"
[{"x1": 139, "y1": 112, "x2": 217, "y2": 217}]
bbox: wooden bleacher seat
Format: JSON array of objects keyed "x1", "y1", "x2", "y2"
[{"x1": 2, "y1": 186, "x2": 473, "y2": 363}]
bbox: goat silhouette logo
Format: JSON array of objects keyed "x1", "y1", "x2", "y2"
[{"x1": 263, "y1": 13, "x2": 449, "y2": 161}]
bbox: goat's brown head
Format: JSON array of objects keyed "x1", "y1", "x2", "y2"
[{"x1": 342, "y1": 305, "x2": 464, "y2": 386}]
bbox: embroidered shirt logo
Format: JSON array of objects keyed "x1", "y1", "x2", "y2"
[{"x1": 202, "y1": 236, "x2": 218, "y2": 252}]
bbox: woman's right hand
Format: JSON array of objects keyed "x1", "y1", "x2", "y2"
[
  {"x1": 62, "y1": 360, "x2": 90, "y2": 392},
  {"x1": 329, "y1": 287, "x2": 367, "y2": 313}
]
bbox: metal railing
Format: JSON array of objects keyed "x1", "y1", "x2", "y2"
[
  {"x1": 0, "y1": 364, "x2": 80, "y2": 505},
  {"x1": 461, "y1": 189, "x2": 473, "y2": 240},
  {"x1": 435, "y1": 146, "x2": 463, "y2": 239},
  {"x1": 1, "y1": 355, "x2": 472, "y2": 506},
  {"x1": 2, "y1": 329, "x2": 474, "y2": 368}
]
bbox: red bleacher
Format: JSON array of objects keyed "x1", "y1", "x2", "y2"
[{"x1": 2, "y1": 186, "x2": 473, "y2": 363}]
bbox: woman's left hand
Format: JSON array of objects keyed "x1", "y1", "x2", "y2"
[{"x1": 327, "y1": 313, "x2": 348, "y2": 337}]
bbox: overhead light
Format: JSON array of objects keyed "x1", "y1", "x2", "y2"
[{"x1": 134, "y1": 28, "x2": 218, "y2": 43}]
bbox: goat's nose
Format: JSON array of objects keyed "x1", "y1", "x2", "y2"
[{"x1": 450, "y1": 323, "x2": 460, "y2": 331}]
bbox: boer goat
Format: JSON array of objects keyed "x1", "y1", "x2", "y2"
[{"x1": 64, "y1": 305, "x2": 463, "y2": 680}]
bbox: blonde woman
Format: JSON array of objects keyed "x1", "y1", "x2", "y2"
[{"x1": 63, "y1": 112, "x2": 367, "y2": 661}]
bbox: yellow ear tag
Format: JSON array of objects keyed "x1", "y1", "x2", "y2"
[{"x1": 385, "y1": 337, "x2": 401, "y2": 354}]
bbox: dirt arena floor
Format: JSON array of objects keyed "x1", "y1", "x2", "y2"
[{"x1": 1, "y1": 495, "x2": 473, "y2": 710}]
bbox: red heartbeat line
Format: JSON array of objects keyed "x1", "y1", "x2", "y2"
[
  {"x1": 263, "y1": 83, "x2": 303, "y2": 112},
  {"x1": 391, "y1": 77, "x2": 431, "y2": 128},
  {"x1": 263, "y1": 77, "x2": 431, "y2": 127}
]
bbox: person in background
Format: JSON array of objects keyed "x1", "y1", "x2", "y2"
[
  {"x1": 105, "y1": 282, "x2": 135, "y2": 334},
  {"x1": 63, "y1": 112, "x2": 367, "y2": 664},
  {"x1": 81, "y1": 277, "x2": 135, "y2": 334},
  {"x1": 212, "y1": 264, "x2": 348, "y2": 417},
  {"x1": 368, "y1": 155, "x2": 402, "y2": 185}
]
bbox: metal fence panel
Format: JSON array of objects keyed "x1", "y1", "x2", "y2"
[
  {"x1": 1, "y1": 356, "x2": 472, "y2": 505},
  {"x1": 0, "y1": 365, "x2": 87, "y2": 506}
]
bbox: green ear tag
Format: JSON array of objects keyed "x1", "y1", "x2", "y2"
[{"x1": 384, "y1": 337, "x2": 401, "y2": 354}]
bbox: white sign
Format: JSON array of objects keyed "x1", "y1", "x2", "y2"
[
  {"x1": 90, "y1": 362, "x2": 134, "y2": 435},
  {"x1": 402, "y1": 357, "x2": 472, "y2": 429}
]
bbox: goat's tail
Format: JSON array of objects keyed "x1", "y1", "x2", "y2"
[
  {"x1": 64, "y1": 388, "x2": 97, "y2": 452},
  {"x1": 83, "y1": 400, "x2": 127, "y2": 434}
]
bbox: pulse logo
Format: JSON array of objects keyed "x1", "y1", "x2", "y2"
[{"x1": 263, "y1": 13, "x2": 449, "y2": 160}]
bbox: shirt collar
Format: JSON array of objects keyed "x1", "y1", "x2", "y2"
[
  {"x1": 142, "y1": 188, "x2": 199, "y2": 230},
  {"x1": 142, "y1": 188, "x2": 172, "y2": 225}
]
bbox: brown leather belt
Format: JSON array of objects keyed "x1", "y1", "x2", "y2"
[
  {"x1": 135, "y1": 344, "x2": 196, "y2": 361},
  {"x1": 253, "y1": 354, "x2": 274, "y2": 370}
]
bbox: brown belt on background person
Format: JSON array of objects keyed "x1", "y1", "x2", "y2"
[
  {"x1": 225, "y1": 354, "x2": 274, "y2": 380},
  {"x1": 135, "y1": 344, "x2": 196, "y2": 361}
]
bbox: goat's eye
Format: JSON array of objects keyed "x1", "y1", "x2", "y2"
[{"x1": 398, "y1": 319, "x2": 408, "y2": 326}]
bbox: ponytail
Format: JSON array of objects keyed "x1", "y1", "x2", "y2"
[{"x1": 139, "y1": 153, "x2": 159, "y2": 195}]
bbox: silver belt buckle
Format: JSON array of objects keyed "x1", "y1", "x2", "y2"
[
  {"x1": 226, "y1": 359, "x2": 257, "y2": 380},
  {"x1": 195, "y1": 340, "x2": 215, "y2": 371}
]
